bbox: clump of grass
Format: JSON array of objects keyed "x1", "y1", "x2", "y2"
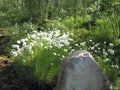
[{"x1": 11, "y1": 29, "x2": 73, "y2": 82}]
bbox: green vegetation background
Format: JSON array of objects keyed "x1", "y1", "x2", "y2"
[{"x1": 0, "y1": 0, "x2": 120, "y2": 90}]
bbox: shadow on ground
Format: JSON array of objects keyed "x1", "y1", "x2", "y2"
[{"x1": 0, "y1": 60, "x2": 56, "y2": 90}]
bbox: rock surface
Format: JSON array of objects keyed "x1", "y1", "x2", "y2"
[{"x1": 55, "y1": 50, "x2": 111, "y2": 90}]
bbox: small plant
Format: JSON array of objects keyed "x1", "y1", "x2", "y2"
[{"x1": 11, "y1": 29, "x2": 73, "y2": 82}]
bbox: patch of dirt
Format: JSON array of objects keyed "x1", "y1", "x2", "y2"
[
  {"x1": 0, "y1": 35, "x2": 11, "y2": 55},
  {"x1": 0, "y1": 56, "x2": 12, "y2": 90},
  {"x1": 0, "y1": 56, "x2": 11, "y2": 67}
]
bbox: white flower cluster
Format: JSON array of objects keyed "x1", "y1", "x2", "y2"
[
  {"x1": 111, "y1": 64, "x2": 119, "y2": 69},
  {"x1": 11, "y1": 38, "x2": 29, "y2": 56},
  {"x1": 11, "y1": 29, "x2": 73, "y2": 57},
  {"x1": 73, "y1": 40, "x2": 115, "y2": 63},
  {"x1": 88, "y1": 41, "x2": 114, "y2": 56}
]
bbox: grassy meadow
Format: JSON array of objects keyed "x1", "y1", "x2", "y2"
[{"x1": 0, "y1": 0, "x2": 120, "y2": 89}]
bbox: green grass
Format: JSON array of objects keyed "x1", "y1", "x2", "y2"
[
  {"x1": 11, "y1": 29, "x2": 72, "y2": 83},
  {"x1": 1, "y1": 15, "x2": 119, "y2": 89},
  {"x1": 0, "y1": 0, "x2": 120, "y2": 89}
]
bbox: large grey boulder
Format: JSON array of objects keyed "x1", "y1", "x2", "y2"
[{"x1": 55, "y1": 50, "x2": 112, "y2": 90}]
